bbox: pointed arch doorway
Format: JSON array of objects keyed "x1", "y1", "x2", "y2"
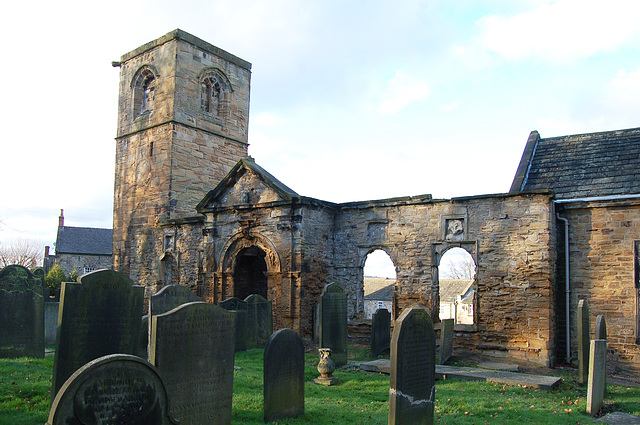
[{"x1": 233, "y1": 245, "x2": 268, "y2": 300}]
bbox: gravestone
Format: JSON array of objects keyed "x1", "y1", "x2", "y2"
[
  {"x1": 0, "y1": 265, "x2": 44, "y2": 358},
  {"x1": 246, "y1": 294, "x2": 273, "y2": 348},
  {"x1": 47, "y1": 354, "x2": 178, "y2": 425},
  {"x1": 595, "y1": 314, "x2": 607, "y2": 389},
  {"x1": 439, "y1": 318, "x2": 454, "y2": 365},
  {"x1": 150, "y1": 301, "x2": 235, "y2": 425},
  {"x1": 371, "y1": 308, "x2": 391, "y2": 358},
  {"x1": 219, "y1": 297, "x2": 249, "y2": 351},
  {"x1": 587, "y1": 339, "x2": 607, "y2": 416},
  {"x1": 318, "y1": 283, "x2": 348, "y2": 366},
  {"x1": 577, "y1": 299, "x2": 590, "y2": 385},
  {"x1": 150, "y1": 284, "x2": 201, "y2": 317},
  {"x1": 44, "y1": 301, "x2": 59, "y2": 346},
  {"x1": 137, "y1": 315, "x2": 149, "y2": 360},
  {"x1": 389, "y1": 304, "x2": 436, "y2": 425},
  {"x1": 52, "y1": 269, "x2": 144, "y2": 399},
  {"x1": 264, "y1": 328, "x2": 305, "y2": 422}
]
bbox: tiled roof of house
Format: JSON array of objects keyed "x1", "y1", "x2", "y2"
[
  {"x1": 439, "y1": 279, "x2": 473, "y2": 304},
  {"x1": 510, "y1": 128, "x2": 640, "y2": 200},
  {"x1": 56, "y1": 227, "x2": 113, "y2": 256}
]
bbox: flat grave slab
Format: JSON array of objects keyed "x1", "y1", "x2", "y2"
[{"x1": 359, "y1": 360, "x2": 562, "y2": 390}]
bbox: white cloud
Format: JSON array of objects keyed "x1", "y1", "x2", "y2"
[
  {"x1": 476, "y1": 0, "x2": 640, "y2": 63},
  {"x1": 378, "y1": 71, "x2": 430, "y2": 116}
]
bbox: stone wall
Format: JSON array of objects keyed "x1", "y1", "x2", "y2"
[
  {"x1": 560, "y1": 198, "x2": 640, "y2": 374},
  {"x1": 56, "y1": 254, "x2": 113, "y2": 277}
]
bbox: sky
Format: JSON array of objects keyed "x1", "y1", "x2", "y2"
[{"x1": 2, "y1": 0, "x2": 640, "y2": 271}]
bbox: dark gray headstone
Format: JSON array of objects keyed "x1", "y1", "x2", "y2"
[
  {"x1": 150, "y1": 301, "x2": 235, "y2": 425},
  {"x1": 44, "y1": 302, "x2": 59, "y2": 346},
  {"x1": 587, "y1": 339, "x2": 607, "y2": 416},
  {"x1": 318, "y1": 283, "x2": 348, "y2": 366},
  {"x1": 264, "y1": 328, "x2": 305, "y2": 422},
  {"x1": 245, "y1": 294, "x2": 273, "y2": 348},
  {"x1": 0, "y1": 265, "x2": 44, "y2": 358},
  {"x1": 439, "y1": 318, "x2": 454, "y2": 365},
  {"x1": 389, "y1": 304, "x2": 436, "y2": 425},
  {"x1": 595, "y1": 314, "x2": 607, "y2": 340},
  {"x1": 371, "y1": 308, "x2": 391, "y2": 358},
  {"x1": 47, "y1": 354, "x2": 178, "y2": 425},
  {"x1": 578, "y1": 299, "x2": 590, "y2": 385},
  {"x1": 137, "y1": 315, "x2": 149, "y2": 360},
  {"x1": 52, "y1": 269, "x2": 144, "y2": 399},
  {"x1": 150, "y1": 284, "x2": 201, "y2": 317},
  {"x1": 219, "y1": 297, "x2": 249, "y2": 351}
]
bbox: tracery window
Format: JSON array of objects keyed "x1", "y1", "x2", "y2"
[
  {"x1": 201, "y1": 76, "x2": 222, "y2": 115},
  {"x1": 132, "y1": 66, "x2": 157, "y2": 117}
]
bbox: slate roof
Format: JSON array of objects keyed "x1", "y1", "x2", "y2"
[
  {"x1": 56, "y1": 226, "x2": 113, "y2": 256},
  {"x1": 510, "y1": 128, "x2": 640, "y2": 200},
  {"x1": 439, "y1": 279, "x2": 474, "y2": 304},
  {"x1": 364, "y1": 284, "x2": 394, "y2": 301}
]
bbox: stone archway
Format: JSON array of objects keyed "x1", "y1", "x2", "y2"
[{"x1": 233, "y1": 245, "x2": 268, "y2": 299}]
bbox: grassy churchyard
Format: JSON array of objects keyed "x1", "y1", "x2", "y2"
[{"x1": 1, "y1": 344, "x2": 639, "y2": 425}]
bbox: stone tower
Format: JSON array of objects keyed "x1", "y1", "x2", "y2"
[{"x1": 113, "y1": 29, "x2": 251, "y2": 285}]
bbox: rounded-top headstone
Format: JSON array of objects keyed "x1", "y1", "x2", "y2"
[{"x1": 47, "y1": 354, "x2": 178, "y2": 425}]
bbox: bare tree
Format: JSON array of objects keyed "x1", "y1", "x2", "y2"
[
  {"x1": 439, "y1": 249, "x2": 476, "y2": 280},
  {"x1": 0, "y1": 238, "x2": 45, "y2": 269}
]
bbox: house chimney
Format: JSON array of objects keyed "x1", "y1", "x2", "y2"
[
  {"x1": 45, "y1": 246, "x2": 50, "y2": 257},
  {"x1": 58, "y1": 209, "x2": 64, "y2": 228}
]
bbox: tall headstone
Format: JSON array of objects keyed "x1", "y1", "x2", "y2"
[
  {"x1": 219, "y1": 297, "x2": 249, "y2": 351},
  {"x1": 264, "y1": 328, "x2": 305, "y2": 422},
  {"x1": 586, "y1": 339, "x2": 607, "y2": 416},
  {"x1": 245, "y1": 294, "x2": 273, "y2": 348},
  {"x1": 47, "y1": 354, "x2": 178, "y2": 425},
  {"x1": 439, "y1": 318, "x2": 454, "y2": 365},
  {"x1": 44, "y1": 301, "x2": 59, "y2": 346},
  {"x1": 371, "y1": 308, "x2": 391, "y2": 358},
  {"x1": 594, "y1": 314, "x2": 607, "y2": 389},
  {"x1": 577, "y1": 299, "x2": 590, "y2": 385},
  {"x1": 0, "y1": 265, "x2": 44, "y2": 358},
  {"x1": 150, "y1": 301, "x2": 235, "y2": 425},
  {"x1": 318, "y1": 283, "x2": 348, "y2": 366},
  {"x1": 389, "y1": 305, "x2": 436, "y2": 425},
  {"x1": 150, "y1": 284, "x2": 202, "y2": 317},
  {"x1": 52, "y1": 269, "x2": 144, "y2": 398},
  {"x1": 137, "y1": 315, "x2": 149, "y2": 360}
]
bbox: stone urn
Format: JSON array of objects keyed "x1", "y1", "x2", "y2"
[{"x1": 314, "y1": 348, "x2": 339, "y2": 386}]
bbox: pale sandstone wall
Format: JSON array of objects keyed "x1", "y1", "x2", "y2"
[{"x1": 562, "y1": 200, "x2": 640, "y2": 374}]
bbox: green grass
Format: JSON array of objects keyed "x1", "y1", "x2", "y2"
[{"x1": 1, "y1": 346, "x2": 639, "y2": 425}]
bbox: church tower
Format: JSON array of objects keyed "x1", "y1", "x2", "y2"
[{"x1": 112, "y1": 30, "x2": 251, "y2": 283}]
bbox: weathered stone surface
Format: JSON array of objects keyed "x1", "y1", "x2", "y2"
[
  {"x1": 0, "y1": 265, "x2": 44, "y2": 358},
  {"x1": 389, "y1": 305, "x2": 436, "y2": 425},
  {"x1": 219, "y1": 297, "x2": 249, "y2": 351},
  {"x1": 587, "y1": 339, "x2": 607, "y2": 416},
  {"x1": 595, "y1": 314, "x2": 607, "y2": 340},
  {"x1": 47, "y1": 354, "x2": 178, "y2": 425},
  {"x1": 52, "y1": 269, "x2": 144, "y2": 398},
  {"x1": 318, "y1": 283, "x2": 348, "y2": 366},
  {"x1": 439, "y1": 318, "x2": 454, "y2": 365},
  {"x1": 44, "y1": 302, "x2": 59, "y2": 346},
  {"x1": 150, "y1": 301, "x2": 235, "y2": 425},
  {"x1": 371, "y1": 308, "x2": 391, "y2": 358},
  {"x1": 264, "y1": 328, "x2": 304, "y2": 422},
  {"x1": 578, "y1": 299, "x2": 590, "y2": 385},
  {"x1": 246, "y1": 294, "x2": 273, "y2": 348},
  {"x1": 137, "y1": 315, "x2": 149, "y2": 360},
  {"x1": 150, "y1": 284, "x2": 201, "y2": 317}
]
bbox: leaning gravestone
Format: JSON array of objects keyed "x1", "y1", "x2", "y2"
[
  {"x1": 389, "y1": 304, "x2": 436, "y2": 425},
  {"x1": 47, "y1": 354, "x2": 178, "y2": 425},
  {"x1": 587, "y1": 339, "x2": 607, "y2": 416},
  {"x1": 150, "y1": 301, "x2": 235, "y2": 425},
  {"x1": 0, "y1": 265, "x2": 44, "y2": 358},
  {"x1": 439, "y1": 318, "x2": 454, "y2": 365},
  {"x1": 52, "y1": 269, "x2": 144, "y2": 399},
  {"x1": 219, "y1": 297, "x2": 249, "y2": 351},
  {"x1": 150, "y1": 284, "x2": 202, "y2": 317},
  {"x1": 318, "y1": 283, "x2": 348, "y2": 366},
  {"x1": 246, "y1": 294, "x2": 273, "y2": 348},
  {"x1": 371, "y1": 308, "x2": 391, "y2": 358},
  {"x1": 577, "y1": 299, "x2": 590, "y2": 385},
  {"x1": 264, "y1": 328, "x2": 305, "y2": 422}
]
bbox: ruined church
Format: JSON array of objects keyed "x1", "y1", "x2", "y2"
[{"x1": 112, "y1": 29, "x2": 640, "y2": 374}]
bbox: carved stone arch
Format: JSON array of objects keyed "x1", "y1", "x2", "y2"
[
  {"x1": 131, "y1": 65, "x2": 159, "y2": 117},
  {"x1": 358, "y1": 245, "x2": 398, "y2": 270},
  {"x1": 356, "y1": 246, "x2": 398, "y2": 321},
  {"x1": 197, "y1": 67, "x2": 233, "y2": 117},
  {"x1": 197, "y1": 67, "x2": 234, "y2": 93},
  {"x1": 212, "y1": 231, "x2": 283, "y2": 304}
]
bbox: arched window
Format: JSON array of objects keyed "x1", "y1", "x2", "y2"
[
  {"x1": 201, "y1": 76, "x2": 222, "y2": 115},
  {"x1": 438, "y1": 247, "x2": 476, "y2": 324},
  {"x1": 132, "y1": 66, "x2": 157, "y2": 117}
]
